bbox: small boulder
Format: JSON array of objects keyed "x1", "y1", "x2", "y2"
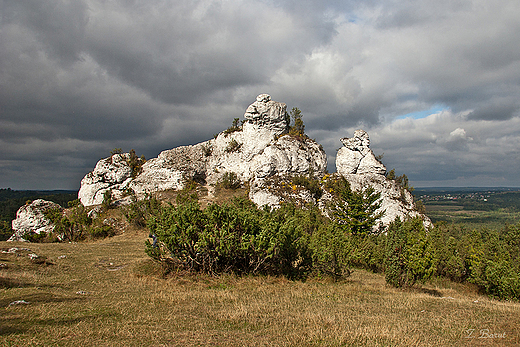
[{"x1": 9, "y1": 199, "x2": 62, "y2": 242}]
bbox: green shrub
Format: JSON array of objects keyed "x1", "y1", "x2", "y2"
[
  {"x1": 123, "y1": 196, "x2": 161, "y2": 228},
  {"x1": 310, "y1": 222, "x2": 351, "y2": 279},
  {"x1": 479, "y1": 260, "x2": 520, "y2": 300},
  {"x1": 223, "y1": 118, "x2": 242, "y2": 136},
  {"x1": 386, "y1": 169, "x2": 414, "y2": 201},
  {"x1": 292, "y1": 175, "x2": 322, "y2": 200},
  {"x1": 110, "y1": 148, "x2": 123, "y2": 155},
  {"x1": 44, "y1": 200, "x2": 92, "y2": 242},
  {"x1": 202, "y1": 144, "x2": 212, "y2": 156},
  {"x1": 346, "y1": 233, "x2": 386, "y2": 273},
  {"x1": 0, "y1": 220, "x2": 12, "y2": 241},
  {"x1": 427, "y1": 223, "x2": 475, "y2": 282},
  {"x1": 102, "y1": 190, "x2": 112, "y2": 211},
  {"x1": 464, "y1": 224, "x2": 520, "y2": 300},
  {"x1": 90, "y1": 225, "x2": 116, "y2": 239},
  {"x1": 146, "y1": 198, "x2": 316, "y2": 278},
  {"x1": 176, "y1": 180, "x2": 199, "y2": 205},
  {"x1": 219, "y1": 172, "x2": 241, "y2": 190},
  {"x1": 127, "y1": 149, "x2": 146, "y2": 178},
  {"x1": 384, "y1": 217, "x2": 434, "y2": 287},
  {"x1": 327, "y1": 177, "x2": 383, "y2": 235},
  {"x1": 225, "y1": 139, "x2": 242, "y2": 153},
  {"x1": 288, "y1": 107, "x2": 305, "y2": 137}
]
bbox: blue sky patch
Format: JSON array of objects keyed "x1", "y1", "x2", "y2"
[{"x1": 397, "y1": 105, "x2": 449, "y2": 120}]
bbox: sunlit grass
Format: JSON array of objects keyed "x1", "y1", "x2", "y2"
[{"x1": 1, "y1": 230, "x2": 519, "y2": 346}]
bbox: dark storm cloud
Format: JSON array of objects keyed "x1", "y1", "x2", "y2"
[
  {"x1": 467, "y1": 99, "x2": 520, "y2": 121},
  {"x1": 2, "y1": 0, "x2": 88, "y2": 64},
  {"x1": 1, "y1": 0, "x2": 520, "y2": 189},
  {"x1": 83, "y1": 0, "x2": 340, "y2": 105}
]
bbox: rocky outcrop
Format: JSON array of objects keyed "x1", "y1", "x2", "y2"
[
  {"x1": 244, "y1": 93, "x2": 288, "y2": 136},
  {"x1": 79, "y1": 94, "x2": 327, "y2": 206},
  {"x1": 77, "y1": 95, "x2": 428, "y2": 230},
  {"x1": 334, "y1": 130, "x2": 431, "y2": 229},
  {"x1": 337, "y1": 173, "x2": 430, "y2": 228},
  {"x1": 78, "y1": 153, "x2": 133, "y2": 206},
  {"x1": 8, "y1": 199, "x2": 62, "y2": 242},
  {"x1": 336, "y1": 129, "x2": 386, "y2": 176}
]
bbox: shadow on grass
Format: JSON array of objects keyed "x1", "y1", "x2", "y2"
[
  {"x1": 0, "y1": 313, "x2": 115, "y2": 336},
  {"x1": 411, "y1": 286, "x2": 443, "y2": 297},
  {"x1": 0, "y1": 292, "x2": 87, "y2": 310},
  {"x1": 0, "y1": 275, "x2": 68, "y2": 292},
  {"x1": 0, "y1": 276, "x2": 32, "y2": 289},
  {"x1": 1, "y1": 292, "x2": 115, "y2": 336}
]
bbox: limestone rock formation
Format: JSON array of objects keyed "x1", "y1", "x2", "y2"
[
  {"x1": 336, "y1": 129, "x2": 386, "y2": 175},
  {"x1": 77, "y1": 94, "x2": 428, "y2": 230},
  {"x1": 8, "y1": 199, "x2": 62, "y2": 242},
  {"x1": 334, "y1": 130, "x2": 431, "y2": 229},
  {"x1": 244, "y1": 93, "x2": 288, "y2": 136},
  {"x1": 79, "y1": 94, "x2": 327, "y2": 207},
  {"x1": 78, "y1": 153, "x2": 133, "y2": 206}
]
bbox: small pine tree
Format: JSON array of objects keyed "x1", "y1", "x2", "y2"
[
  {"x1": 289, "y1": 107, "x2": 305, "y2": 137},
  {"x1": 327, "y1": 177, "x2": 383, "y2": 235},
  {"x1": 128, "y1": 149, "x2": 145, "y2": 178},
  {"x1": 110, "y1": 148, "x2": 123, "y2": 156}
]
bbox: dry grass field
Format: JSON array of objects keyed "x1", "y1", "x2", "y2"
[{"x1": 2, "y1": 227, "x2": 520, "y2": 346}]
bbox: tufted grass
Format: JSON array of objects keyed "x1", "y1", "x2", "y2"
[{"x1": 1, "y1": 229, "x2": 520, "y2": 346}]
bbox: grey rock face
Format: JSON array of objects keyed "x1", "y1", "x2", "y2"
[
  {"x1": 9, "y1": 199, "x2": 62, "y2": 242},
  {"x1": 336, "y1": 130, "x2": 386, "y2": 175}
]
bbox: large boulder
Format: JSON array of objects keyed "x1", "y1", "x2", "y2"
[
  {"x1": 9, "y1": 199, "x2": 62, "y2": 242},
  {"x1": 78, "y1": 153, "x2": 133, "y2": 206}
]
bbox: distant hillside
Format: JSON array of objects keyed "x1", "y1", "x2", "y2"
[
  {"x1": 413, "y1": 188, "x2": 520, "y2": 211},
  {"x1": 412, "y1": 188, "x2": 520, "y2": 228}
]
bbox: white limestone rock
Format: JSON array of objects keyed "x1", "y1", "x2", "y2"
[
  {"x1": 336, "y1": 130, "x2": 386, "y2": 175},
  {"x1": 249, "y1": 178, "x2": 282, "y2": 207},
  {"x1": 243, "y1": 93, "x2": 288, "y2": 136},
  {"x1": 78, "y1": 153, "x2": 133, "y2": 206},
  {"x1": 78, "y1": 94, "x2": 323, "y2": 207},
  {"x1": 9, "y1": 199, "x2": 62, "y2": 242},
  {"x1": 130, "y1": 143, "x2": 208, "y2": 198},
  {"x1": 333, "y1": 130, "x2": 431, "y2": 229}
]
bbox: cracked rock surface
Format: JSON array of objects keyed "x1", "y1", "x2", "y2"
[{"x1": 336, "y1": 129, "x2": 386, "y2": 176}]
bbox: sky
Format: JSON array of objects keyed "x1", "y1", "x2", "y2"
[{"x1": 1, "y1": 0, "x2": 520, "y2": 190}]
